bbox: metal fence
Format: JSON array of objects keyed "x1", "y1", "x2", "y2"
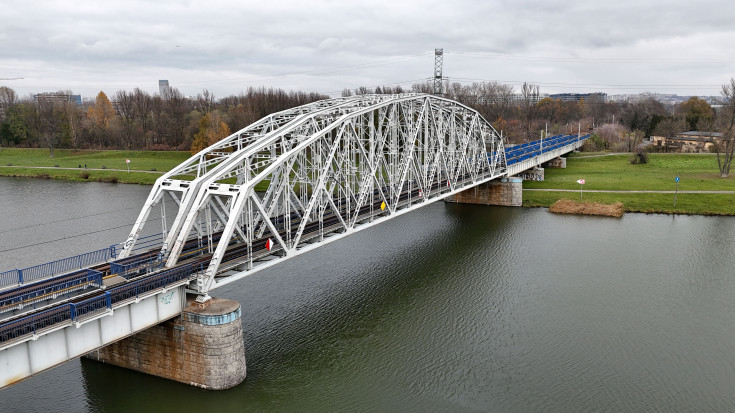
[
  {"x1": 0, "y1": 247, "x2": 114, "y2": 288},
  {"x1": 0, "y1": 269, "x2": 104, "y2": 314},
  {"x1": 0, "y1": 232, "x2": 165, "y2": 290},
  {"x1": 110, "y1": 255, "x2": 164, "y2": 279},
  {"x1": 0, "y1": 263, "x2": 200, "y2": 344}
]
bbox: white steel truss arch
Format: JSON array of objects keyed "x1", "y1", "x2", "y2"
[{"x1": 121, "y1": 94, "x2": 507, "y2": 293}]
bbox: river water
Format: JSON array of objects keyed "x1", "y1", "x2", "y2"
[{"x1": 1, "y1": 177, "x2": 735, "y2": 412}]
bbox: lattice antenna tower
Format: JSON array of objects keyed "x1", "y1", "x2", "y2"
[{"x1": 433, "y1": 48, "x2": 443, "y2": 96}]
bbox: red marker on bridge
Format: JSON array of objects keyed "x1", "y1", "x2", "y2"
[{"x1": 265, "y1": 238, "x2": 274, "y2": 251}]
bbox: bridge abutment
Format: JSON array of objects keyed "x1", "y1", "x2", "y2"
[
  {"x1": 446, "y1": 177, "x2": 523, "y2": 207},
  {"x1": 86, "y1": 296, "x2": 246, "y2": 390},
  {"x1": 518, "y1": 167, "x2": 544, "y2": 181},
  {"x1": 544, "y1": 156, "x2": 566, "y2": 168}
]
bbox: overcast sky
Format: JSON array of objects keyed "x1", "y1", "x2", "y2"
[{"x1": 1, "y1": 0, "x2": 734, "y2": 99}]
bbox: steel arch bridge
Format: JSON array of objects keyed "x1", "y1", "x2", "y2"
[{"x1": 120, "y1": 93, "x2": 508, "y2": 295}]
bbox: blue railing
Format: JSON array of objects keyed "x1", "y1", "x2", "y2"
[
  {"x1": 0, "y1": 263, "x2": 200, "y2": 344},
  {"x1": 0, "y1": 270, "x2": 21, "y2": 289},
  {"x1": 0, "y1": 232, "x2": 166, "y2": 289},
  {"x1": 0, "y1": 304, "x2": 75, "y2": 343},
  {"x1": 110, "y1": 254, "x2": 164, "y2": 279},
  {"x1": 129, "y1": 233, "x2": 165, "y2": 253},
  {"x1": 0, "y1": 269, "x2": 104, "y2": 314},
  {"x1": 0, "y1": 247, "x2": 115, "y2": 288},
  {"x1": 502, "y1": 133, "x2": 590, "y2": 166}
]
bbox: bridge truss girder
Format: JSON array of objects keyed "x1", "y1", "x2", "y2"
[{"x1": 121, "y1": 94, "x2": 507, "y2": 293}]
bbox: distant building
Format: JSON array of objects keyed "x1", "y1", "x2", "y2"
[
  {"x1": 159, "y1": 80, "x2": 171, "y2": 99},
  {"x1": 34, "y1": 92, "x2": 82, "y2": 106},
  {"x1": 549, "y1": 92, "x2": 607, "y2": 103},
  {"x1": 476, "y1": 93, "x2": 549, "y2": 105},
  {"x1": 606, "y1": 93, "x2": 722, "y2": 106},
  {"x1": 651, "y1": 131, "x2": 723, "y2": 153}
]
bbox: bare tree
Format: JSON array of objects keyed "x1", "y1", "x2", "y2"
[
  {"x1": 114, "y1": 90, "x2": 136, "y2": 149},
  {"x1": 411, "y1": 81, "x2": 433, "y2": 94},
  {"x1": 33, "y1": 99, "x2": 63, "y2": 156},
  {"x1": 520, "y1": 82, "x2": 539, "y2": 141},
  {"x1": 62, "y1": 101, "x2": 83, "y2": 149},
  {"x1": 0, "y1": 86, "x2": 17, "y2": 110},
  {"x1": 715, "y1": 78, "x2": 735, "y2": 177},
  {"x1": 197, "y1": 89, "x2": 215, "y2": 114}
]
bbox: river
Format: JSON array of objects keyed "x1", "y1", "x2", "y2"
[{"x1": 1, "y1": 177, "x2": 735, "y2": 412}]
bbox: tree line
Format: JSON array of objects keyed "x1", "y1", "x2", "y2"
[
  {"x1": 0, "y1": 80, "x2": 733, "y2": 176},
  {"x1": 0, "y1": 86, "x2": 327, "y2": 155}
]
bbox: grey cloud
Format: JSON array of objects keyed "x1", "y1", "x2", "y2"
[{"x1": 1, "y1": 0, "x2": 735, "y2": 98}]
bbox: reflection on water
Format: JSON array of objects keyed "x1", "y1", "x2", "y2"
[{"x1": 1, "y1": 177, "x2": 735, "y2": 412}]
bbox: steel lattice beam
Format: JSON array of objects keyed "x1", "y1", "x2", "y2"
[{"x1": 121, "y1": 94, "x2": 507, "y2": 293}]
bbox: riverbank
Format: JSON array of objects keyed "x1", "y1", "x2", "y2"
[
  {"x1": 2, "y1": 148, "x2": 734, "y2": 215},
  {"x1": 0, "y1": 148, "x2": 190, "y2": 185},
  {"x1": 525, "y1": 153, "x2": 735, "y2": 215},
  {"x1": 548, "y1": 199, "x2": 624, "y2": 217}
]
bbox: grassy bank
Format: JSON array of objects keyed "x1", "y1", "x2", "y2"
[
  {"x1": 526, "y1": 153, "x2": 735, "y2": 191},
  {"x1": 548, "y1": 199, "x2": 624, "y2": 217},
  {"x1": 0, "y1": 148, "x2": 190, "y2": 170},
  {"x1": 0, "y1": 148, "x2": 191, "y2": 184},
  {"x1": 2, "y1": 148, "x2": 734, "y2": 215},
  {"x1": 525, "y1": 153, "x2": 735, "y2": 215}
]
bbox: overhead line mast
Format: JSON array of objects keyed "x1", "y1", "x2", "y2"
[{"x1": 433, "y1": 48, "x2": 443, "y2": 96}]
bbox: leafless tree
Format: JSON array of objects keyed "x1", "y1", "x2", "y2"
[
  {"x1": 32, "y1": 100, "x2": 63, "y2": 156},
  {"x1": 520, "y1": 82, "x2": 539, "y2": 141},
  {"x1": 0, "y1": 86, "x2": 17, "y2": 107},
  {"x1": 114, "y1": 90, "x2": 137, "y2": 149},
  {"x1": 197, "y1": 89, "x2": 215, "y2": 114},
  {"x1": 62, "y1": 101, "x2": 83, "y2": 149},
  {"x1": 715, "y1": 78, "x2": 735, "y2": 177}
]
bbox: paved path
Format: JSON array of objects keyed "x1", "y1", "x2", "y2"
[
  {"x1": 573, "y1": 152, "x2": 717, "y2": 159},
  {"x1": 0, "y1": 165, "x2": 164, "y2": 174},
  {"x1": 525, "y1": 188, "x2": 735, "y2": 194}
]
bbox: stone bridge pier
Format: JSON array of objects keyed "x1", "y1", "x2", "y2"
[
  {"x1": 446, "y1": 177, "x2": 524, "y2": 207},
  {"x1": 86, "y1": 296, "x2": 246, "y2": 390}
]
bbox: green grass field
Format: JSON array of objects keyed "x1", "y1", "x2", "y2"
[
  {"x1": 0, "y1": 148, "x2": 190, "y2": 170},
  {"x1": 1, "y1": 148, "x2": 733, "y2": 215},
  {"x1": 0, "y1": 148, "x2": 192, "y2": 184},
  {"x1": 525, "y1": 154, "x2": 735, "y2": 191},
  {"x1": 524, "y1": 153, "x2": 735, "y2": 215}
]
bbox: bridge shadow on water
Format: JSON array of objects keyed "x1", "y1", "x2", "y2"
[{"x1": 79, "y1": 202, "x2": 526, "y2": 412}]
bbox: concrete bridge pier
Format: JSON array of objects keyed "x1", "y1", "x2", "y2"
[
  {"x1": 86, "y1": 295, "x2": 246, "y2": 390},
  {"x1": 544, "y1": 156, "x2": 566, "y2": 168},
  {"x1": 446, "y1": 177, "x2": 523, "y2": 207}
]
